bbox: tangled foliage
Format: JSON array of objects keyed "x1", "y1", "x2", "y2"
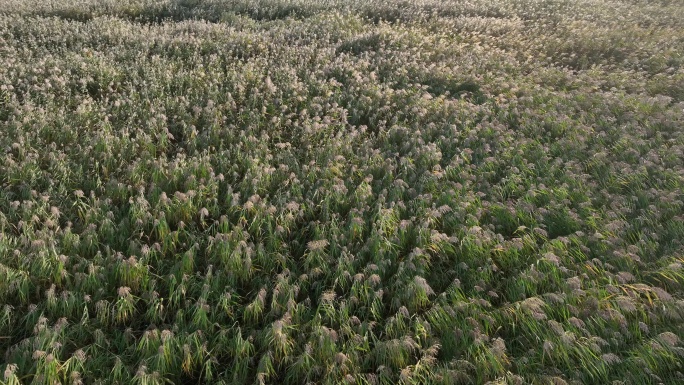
[{"x1": 1, "y1": 0, "x2": 684, "y2": 384}]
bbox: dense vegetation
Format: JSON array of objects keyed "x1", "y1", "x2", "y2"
[{"x1": 1, "y1": 0, "x2": 684, "y2": 384}]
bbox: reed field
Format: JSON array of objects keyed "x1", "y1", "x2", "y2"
[{"x1": 1, "y1": 0, "x2": 684, "y2": 384}]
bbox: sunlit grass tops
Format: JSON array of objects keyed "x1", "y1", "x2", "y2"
[{"x1": 1, "y1": 0, "x2": 684, "y2": 384}]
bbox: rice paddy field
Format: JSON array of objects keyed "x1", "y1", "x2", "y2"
[{"x1": 1, "y1": 0, "x2": 684, "y2": 384}]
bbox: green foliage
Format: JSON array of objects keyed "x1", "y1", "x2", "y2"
[{"x1": 1, "y1": 0, "x2": 684, "y2": 384}]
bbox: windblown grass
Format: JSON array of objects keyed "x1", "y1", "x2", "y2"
[{"x1": 1, "y1": 0, "x2": 683, "y2": 384}]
